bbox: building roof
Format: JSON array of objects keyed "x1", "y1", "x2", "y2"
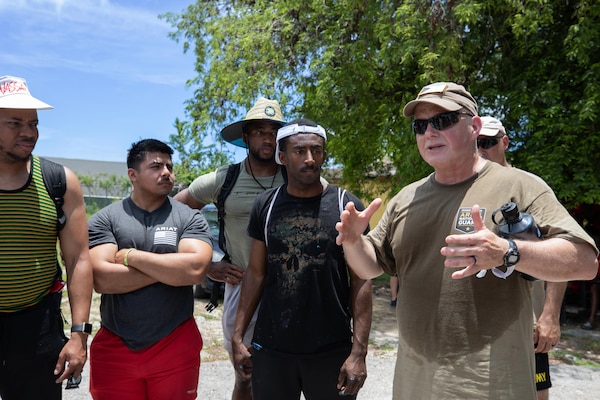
[{"x1": 43, "y1": 156, "x2": 127, "y2": 178}]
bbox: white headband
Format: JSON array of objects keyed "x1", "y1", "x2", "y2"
[{"x1": 275, "y1": 123, "x2": 327, "y2": 164}]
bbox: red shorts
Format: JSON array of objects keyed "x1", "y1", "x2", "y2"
[{"x1": 89, "y1": 317, "x2": 202, "y2": 400}]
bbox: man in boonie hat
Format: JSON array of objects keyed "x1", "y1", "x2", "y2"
[
  {"x1": 0, "y1": 76, "x2": 93, "y2": 399},
  {"x1": 220, "y1": 97, "x2": 285, "y2": 148},
  {"x1": 335, "y1": 81, "x2": 598, "y2": 399},
  {"x1": 232, "y1": 118, "x2": 372, "y2": 399},
  {"x1": 477, "y1": 116, "x2": 510, "y2": 167},
  {"x1": 174, "y1": 97, "x2": 286, "y2": 399}
]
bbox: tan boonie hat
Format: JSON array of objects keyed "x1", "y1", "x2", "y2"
[
  {"x1": 220, "y1": 97, "x2": 285, "y2": 148},
  {"x1": 403, "y1": 82, "x2": 477, "y2": 117},
  {"x1": 479, "y1": 116, "x2": 506, "y2": 137},
  {"x1": 0, "y1": 76, "x2": 53, "y2": 110}
]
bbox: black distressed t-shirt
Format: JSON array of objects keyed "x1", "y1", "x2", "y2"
[{"x1": 248, "y1": 184, "x2": 366, "y2": 354}]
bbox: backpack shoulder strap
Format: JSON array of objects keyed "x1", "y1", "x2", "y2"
[
  {"x1": 263, "y1": 186, "x2": 282, "y2": 248},
  {"x1": 39, "y1": 157, "x2": 67, "y2": 231},
  {"x1": 337, "y1": 186, "x2": 347, "y2": 215},
  {"x1": 216, "y1": 162, "x2": 242, "y2": 256}
]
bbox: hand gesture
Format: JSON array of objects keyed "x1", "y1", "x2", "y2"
[{"x1": 441, "y1": 204, "x2": 508, "y2": 279}]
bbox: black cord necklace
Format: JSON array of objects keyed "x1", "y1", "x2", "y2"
[{"x1": 246, "y1": 159, "x2": 278, "y2": 190}]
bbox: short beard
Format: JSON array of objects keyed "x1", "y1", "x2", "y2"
[
  {"x1": 247, "y1": 146, "x2": 274, "y2": 164},
  {"x1": 5, "y1": 150, "x2": 31, "y2": 162}
]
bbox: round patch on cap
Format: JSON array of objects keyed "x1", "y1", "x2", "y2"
[{"x1": 265, "y1": 106, "x2": 276, "y2": 117}]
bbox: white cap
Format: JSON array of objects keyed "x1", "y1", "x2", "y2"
[
  {"x1": 0, "y1": 76, "x2": 53, "y2": 110},
  {"x1": 479, "y1": 116, "x2": 506, "y2": 137}
]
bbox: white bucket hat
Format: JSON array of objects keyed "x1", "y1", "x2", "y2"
[
  {"x1": 220, "y1": 97, "x2": 285, "y2": 148},
  {"x1": 0, "y1": 76, "x2": 53, "y2": 110},
  {"x1": 275, "y1": 120, "x2": 327, "y2": 165}
]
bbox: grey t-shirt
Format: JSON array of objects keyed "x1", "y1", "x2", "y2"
[{"x1": 88, "y1": 197, "x2": 212, "y2": 350}]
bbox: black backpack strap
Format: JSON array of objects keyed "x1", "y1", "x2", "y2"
[
  {"x1": 206, "y1": 162, "x2": 242, "y2": 313},
  {"x1": 39, "y1": 157, "x2": 67, "y2": 231},
  {"x1": 216, "y1": 162, "x2": 242, "y2": 259}
]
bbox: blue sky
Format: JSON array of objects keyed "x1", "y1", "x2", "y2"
[{"x1": 1, "y1": 0, "x2": 245, "y2": 163}]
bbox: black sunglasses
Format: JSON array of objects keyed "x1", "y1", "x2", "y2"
[
  {"x1": 411, "y1": 111, "x2": 472, "y2": 135},
  {"x1": 477, "y1": 136, "x2": 503, "y2": 149}
]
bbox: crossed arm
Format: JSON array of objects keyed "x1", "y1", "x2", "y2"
[{"x1": 91, "y1": 238, "x2": 212, "y2": 294}]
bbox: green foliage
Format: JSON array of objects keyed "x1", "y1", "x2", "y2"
[
  {"x1": 162, "y1": 0, "x2": 600, "y2": 207},
  {"x1": 169, "y1": 118, "x2": 232, "y2": 188},
  {"x1": 76, "y1": 173, "x2": 130, "y2": 199}
]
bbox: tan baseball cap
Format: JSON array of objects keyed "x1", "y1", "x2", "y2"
[{"x1": 403, "y1": 82, "x2": 477, "y2": 117}]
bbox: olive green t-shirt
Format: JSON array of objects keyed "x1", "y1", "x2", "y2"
[{"x1": 368, "y1": 161, "x2": 596, "y2": 400}]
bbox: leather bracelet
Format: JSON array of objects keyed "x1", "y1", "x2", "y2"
[
  {"x1": 71, "y1": 323, "x2": 93, "y2": 335},
  {"x1": 124, "y1": 248, "x2": 135, "y2": 267}
]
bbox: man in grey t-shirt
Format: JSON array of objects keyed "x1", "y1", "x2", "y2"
[{"x1": 88, "y1": 139, "x2": 213, "y2": 399}]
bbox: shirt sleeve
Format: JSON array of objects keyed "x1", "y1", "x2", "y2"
[
  {"x1": 187, "y1": 166, "x2": 228, "y2": 205},
  {"x1": 88, "y1": 207, "x2": 117, "y2": 249}
]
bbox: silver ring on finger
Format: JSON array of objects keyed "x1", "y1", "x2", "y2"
[{"x1": 471, "y1": 256, "x2": 477, "y2": 266}]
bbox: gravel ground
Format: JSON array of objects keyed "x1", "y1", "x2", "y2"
[
  {"x1": 63, "y1": 355, "x2": 600, "y2": 399},
  {"x1": 61, "y1": 290, "x2": 600, "y2": 399}
]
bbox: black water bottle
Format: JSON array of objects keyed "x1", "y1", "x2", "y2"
[{"x1": 492, "y1": 202, "x2": 540, "y2": 281}]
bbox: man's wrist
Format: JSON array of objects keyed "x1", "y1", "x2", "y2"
[
  {"x1": 71, "y1": 322, "x2": 93, "y2": 335},
  {"x1": 124, "y1": 248, "x2": 136, "y2": 267}
]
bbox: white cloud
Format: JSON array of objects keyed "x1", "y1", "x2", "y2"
[{"x1": 0, "y1": 0, "x2": 189, "y2": 86}]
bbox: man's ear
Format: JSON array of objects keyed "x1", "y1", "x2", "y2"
[
  {"x1": 471, "y1": 115, "x2": 483, "y2": 139},
  {"x1": 127, "y1": 168, "x2": 137, "y2": 183},
  {"x1": 278, "y1": 150, "x2": 288, "y2": 166},
  {"x1": 502, "y1": 135, "x2": 510, "y2": 150}
]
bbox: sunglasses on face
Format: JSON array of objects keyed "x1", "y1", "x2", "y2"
[
  {"x1": 477, "y1": 136, "x2": 503, "y2": 149},
  {"x1": 411, "y1": 111, "x2": 472, "y2": 135}
]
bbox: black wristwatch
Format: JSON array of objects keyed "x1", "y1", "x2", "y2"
[
  {"x1": 503, "y1": 239, "x2": 520, "y2": 268},
  {"x1": 71, "y1": 323, "x2": 93, "y2": 335}
]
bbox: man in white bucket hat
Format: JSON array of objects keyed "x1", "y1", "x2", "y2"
[
  {"x1": 0, "y1": 76, "x2": 93, "y2": 398},
  {"x1": 175, "y1": 97, "x2": 286, "y2": 399}
]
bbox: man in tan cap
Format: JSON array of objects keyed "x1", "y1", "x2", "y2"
[
  {"x1": 335, "y1": 82, "x2": 599, "y2": 399},
  {"x1": 175, "y1": 97, "x2": 286, "y2": 400},
  {"x1": 477, "y1": 115, "x2": 565, "y2": 400},
  {"x1": 0, "y1": 76, "x2": 93, "y2": 398}
]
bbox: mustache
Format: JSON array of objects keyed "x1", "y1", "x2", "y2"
[
  {"x1": 17, "y1": 138, "x2": 36, "y2": 144},
  {"x1": 301, "y1": 166, "x2": 319, "y2": 172}
]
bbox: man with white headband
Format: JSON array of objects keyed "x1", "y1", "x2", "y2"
[
  {"x1": 174, "y1": 97, "x2": 287, "y2": 399},
  {"x1": 232, "y1": 118, "x2": 372, "y2": 399},
  {"x1": 0, "y1": 76, "x2": 93, "y2": 398}
]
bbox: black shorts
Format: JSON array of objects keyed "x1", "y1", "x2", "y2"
[
  {"x1": 252, "y1": 343, "x2": 354, "y2": 400},
  {"x1": 0, "y1": 293, "x2": 67, "y2": 399},
  {"x1": 535, "y1": 352, "x2": 552, "y2": 391}
]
